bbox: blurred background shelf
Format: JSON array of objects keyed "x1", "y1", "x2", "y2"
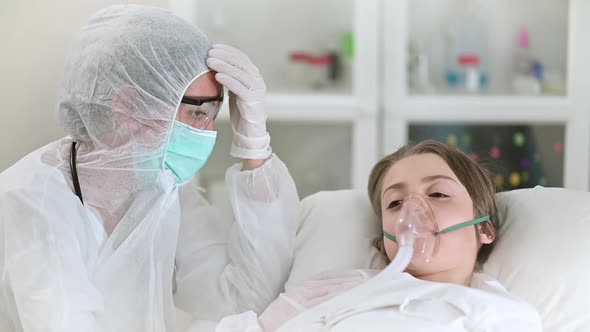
[
  {"x1": 384, "y1": 0, "x2": 589, "y2": 191},
  {"x1": 215, "y1": 94, "x2": 363, "y2": 122},
  {"x1": 169, "y1": 0, "x2": 590, "y2": 201},
  {"x1": 172, "y1": 0, "x2": 380, "y2": 201}
]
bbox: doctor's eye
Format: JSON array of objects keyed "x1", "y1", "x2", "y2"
[{"x1": 189, "y1": 110, "x2": 208, "y2": 119}]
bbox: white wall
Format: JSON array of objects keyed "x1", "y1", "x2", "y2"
[{"x1": 0, "y1": 0, "x2": 168, "y2": 172}]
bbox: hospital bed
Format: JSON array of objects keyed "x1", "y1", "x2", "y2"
[{"x1": 178, "y1": 186, "x2": 590, "y2": 331}]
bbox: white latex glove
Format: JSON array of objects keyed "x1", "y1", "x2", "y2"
[
  {"x1": 206, "y1": 44, "x2": 272, "y2": 160},
  {"x1": 258, "y1": 270, "x2": 368, "y2": 332}
]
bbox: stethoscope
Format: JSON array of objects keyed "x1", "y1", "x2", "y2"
[{"x1": 70, "y1": 141, "x2": 84, "y2": 204}]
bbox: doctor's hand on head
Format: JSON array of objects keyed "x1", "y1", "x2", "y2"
[{"x1": 206, "y1": 44, "x2": 271, "y2": 170}]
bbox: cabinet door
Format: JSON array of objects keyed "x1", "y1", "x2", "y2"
[
  {"x1": 198, "y1": 122, "x2": 353, "y2": 208},
  {"x1": 383, "y1": 0, "x2": 590, "y2": 190},
  {"x1": 408, "y1": 124, "x2": 565, "y2": 190},
  {"x1": 187, "y1": 0, "x2": 355, "y2": 95},
  {"x1": 171, "y1": 0, "x2": 381, "y2": 193},
  {"x1": 404, "y1": 0, "x2": 569, "y2": 96}
]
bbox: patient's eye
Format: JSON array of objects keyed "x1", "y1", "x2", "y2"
[
  {"x1": 387, "y1": 200, "x2": 402, "y2": 209},
  {"x1": 429, "y1": 192, "x2": 449, "y2": 199}
]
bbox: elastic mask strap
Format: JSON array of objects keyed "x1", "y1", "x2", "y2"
[
  {"x1": 384, "y1": 231, "x2": 397, "y2": 243},
  {"x1": 383, "y1": 215, "x2": 490, "y2": 244},
  {"x1": 435, "y1": 215, "x2": 490, "y2": 236}
]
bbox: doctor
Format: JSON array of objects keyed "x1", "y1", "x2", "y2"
[{"x1": 0, "y1": 5, "x2": 298, "y2": 331}]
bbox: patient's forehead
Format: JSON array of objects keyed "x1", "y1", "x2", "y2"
[{"x1": 383, "y1": 153, "x2": 461, "y2": 187}]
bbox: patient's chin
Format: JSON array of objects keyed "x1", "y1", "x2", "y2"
[{"x1": 404, "y1": 258, "x2": 441, "y2": 277}]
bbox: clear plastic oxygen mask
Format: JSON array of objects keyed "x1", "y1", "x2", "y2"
[{"x1": 382, "y1": 193, "x2": 490, "y2": 273}]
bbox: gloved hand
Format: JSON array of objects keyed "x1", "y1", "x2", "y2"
[
  {"x1": 257, "y1": 270, "x2": 368, "y2": 332},
  {"x1": 206, "y1": 44, "x2": 272, "y2": 160}
]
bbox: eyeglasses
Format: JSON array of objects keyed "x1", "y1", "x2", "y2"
[{"x1": 178, "y1": 95, "x2": 224, "y2": 130}]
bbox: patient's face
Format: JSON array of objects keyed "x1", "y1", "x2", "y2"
[{"x1": 380, "y1": 153, "x2": 479, "y2": 279}]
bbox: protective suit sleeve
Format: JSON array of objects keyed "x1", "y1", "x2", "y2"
[{"x1": 174, "y1": 154, "x2": 299, "y2": 320}]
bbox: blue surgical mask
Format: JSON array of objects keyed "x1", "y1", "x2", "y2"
[{"x1": 163, "y1": 120, "x2": 217, "y2": 184}]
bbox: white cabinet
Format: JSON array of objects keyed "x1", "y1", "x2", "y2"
[
  {"x1": 384, "y1": 0, "x2": 589, "y2": 191},
  {"x1": 171, "y1": 0, "x2": 590, "y2": 196},
  {"x1": 170, "y1": 0, "x2": 380, "y2": 198}
]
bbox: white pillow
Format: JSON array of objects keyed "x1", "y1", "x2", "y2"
[
  {"x1": 286, "y1": 190, "x2": 385, "y2": 287},
  {"x1": 484, "y1": 187, "x2": 590, "y2": 331},
  {"x1": 287, "y1": 187, "x2": 590, "y2": 331}
]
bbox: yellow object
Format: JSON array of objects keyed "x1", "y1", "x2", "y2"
[
  {"x1": 495, "y1": 175, "x2": 505, "y2": 188},
  {"x1": 447, "y1": 135, "x2": 458, "y2": 147},
  {"x1": 510, "y1": 172, "x2": 521, "y2": 187}
]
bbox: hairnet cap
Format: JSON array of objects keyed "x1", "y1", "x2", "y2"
[{"x1": 57, "y1": 5, "x2": 211, "y2": 151}]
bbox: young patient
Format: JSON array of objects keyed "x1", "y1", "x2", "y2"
[{"x1": 216, "y1": 140, "x2": 542, "y2": 332}]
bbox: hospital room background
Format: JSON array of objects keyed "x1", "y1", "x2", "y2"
[{"x1": 2, "y1": 0, "x2": 589, "y2": 218}]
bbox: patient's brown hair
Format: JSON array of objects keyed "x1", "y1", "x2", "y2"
[{"x1": 367, "y1": 140, "x2": 498, "y2": 269}]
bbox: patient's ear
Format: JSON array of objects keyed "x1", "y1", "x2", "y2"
[{"x1": 478, "y1": 221, "x2": 496, "y2": 244}]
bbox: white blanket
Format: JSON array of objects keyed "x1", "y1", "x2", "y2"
[
  {"x1": 278, "y1": 271, "x2": 541, "y2": 332},
  {"x1": 212, "y1": 271, "x2": 541, "y2": 332}
]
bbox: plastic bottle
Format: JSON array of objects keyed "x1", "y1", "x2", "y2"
[
  {"x1": 408, "y1": 40, "x2": 434, "y2": 94},
  {"x1": 458, "y1": 55, "x2": 481, "y2": 93},
  {"x1": 445, "y1": 1, "x2": 490, "y2": 93},
  {"x1": 512, "y1": 27, "x2": 541, "y2": 95},
  {"x1": 514, "y1": 27, "x2": 532, "y2": 75}
]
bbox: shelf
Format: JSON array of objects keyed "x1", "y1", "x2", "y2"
[
  {"x1": 169, "y1": 0, "x2": 589, "y2": 192},
  {"x1": 409, "y1": 123, "x2": 566, "y2": 188},
  {"x1": 386, "y1": 96, "x2": 572, "y2": 123},
  {"x1": 405, "y1": 0, "x2": 569, "y2": 98},
  {"x1": 200, "y1": 122, "x2": 354, "y2": 200},
  {"x1": 216, "y1": 94, "x2": 364, "y2": 122}
]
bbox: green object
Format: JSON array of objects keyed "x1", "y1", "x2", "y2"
[
  {"x1": 384, "y1": 215, "x2": 490, "y2": 243},
  {"x1": 164, "y1": 121, "x2": 217, "y2": 183},
  {"x1": 513, "y1": 132, "x2": 526, "y2": 147},
  {"x1": 343, "y1": 32, "x2": 355, "y2": 60},
  {"x1": 462, "y1": 134, "x2": 472, "y2": 146}
]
